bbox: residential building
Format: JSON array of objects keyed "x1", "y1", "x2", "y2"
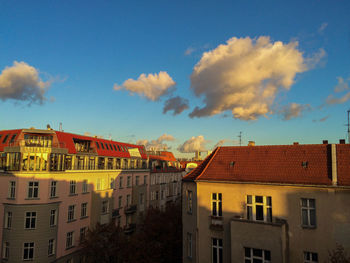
[
  {"x1": 0, "y1": 127, "x2": 182, "y2": 262},
  {"x1": 183, "y1": 142, "x2": 350, "y2": 263}
]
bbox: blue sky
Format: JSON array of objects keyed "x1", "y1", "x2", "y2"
[{"x1": 0, "y1": 0, "x2": 349, "y2": 158}]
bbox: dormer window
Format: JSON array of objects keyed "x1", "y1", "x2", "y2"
[
  {"x1": 302, "y1": 161, "x2": 308, "y2": 169},
  {"x1": 229, "y1": 161, "x2": 235, "y2": 168}
]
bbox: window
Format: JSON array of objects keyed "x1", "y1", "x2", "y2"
[
  {"x1": 187, "y1": 233, "x2": 192, "y2": 258},
  {"x1": 23, "y1": 242, "x2": 34, "y2": 260},
  {"x1": 66, "y1": 232, "x2": 74, "y2": 249},
  {"x1": 244, "y1": 247, "x2": 271, "y2": 263},
  {"x1": 25, "y1": 212, "x2": 36, "y2": 229},
  {"x1": 3, "y1": 242, "x2": 9, "y2": 259},
  {"x1": 247, "y1": 195, "x2": 272, "y2": 222},
  {"x1": 126, "y1": 195, "x2": 131, "y2": 207},
  {"x1": 136, "y1": 176, "x2": 139, "y2": 186},
  {"x1": 304, "y1": 251, "x2": 318, "y2": 263},
  {"x1": 50, "y1": 210, "x2": 57, "y2": 227},
  {"x1": 48, "y1": 239, "x2": 55, "y2": 256},
  {"x1": 301, "y1": 198, "x2": 316, "y2": 227},
  {"x1": 81, "y1": 203, "x2": 88, "y2": 218},
  {"x1": 2, "y1": 134, "x2": 9, "y2": 144},
  {"x1": 155, "y1": 191, "x2": 159, "y2": 200},
  {"x1": 127, "y1": 176, "x2": 131, "y2": 187},
  {"x1": 101, "y1": 200, "x2": 109, "y2": 214},
  {"x1": 95, "y1": 142, "x2": 100, "y2": 149},
  {"x1": 119, "y1": 176, "x2": 123, "y2": 188},
  {"x1": 8, "y1": 181, "x2": 16, "y2": 198},
  {"x1": 144, "y1": 175, "x2": 147, "y2": 185},
  {"x1": 68, "y1": 205, "x2": 75, "y2": 222},
  {"x1": 69, "y1": 181, "x2": 76, "y2": 195},
  {"x1": 212, "y1": 193, "x2": 222, "y2": 217},
  {"x1": 5, "y1": 211, "x2": 12, "y2": 229},
  {"x1": 119, "y1": 195, "x2": 123, "y2": 208},
  {"x1": 82, "y1": 180, "x2": 88, "y2": 193},
  {"x1": 187, "y1": 190, "x2": 193, "y2": 214},
  {"x1": 50, "y1": 181, "x2": 57, "y2": 198},
  {"x1": 139, "y1": 193, "x2": 144, "y2": 205},
  {"x1": 212, "y1": 238, "x2": 223, "y2": 263},
  {"x1": 28, "y1": 181, "x2": 39, "y2": 198},
  {"x1": 80, "y1": 227, "x2": 87, "y2": 242}
]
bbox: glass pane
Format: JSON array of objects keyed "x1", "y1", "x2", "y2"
[
  {"x1": 213, "y1": 238, "x2": 217, "y2": 246},
  {"x1": 218, "y1": 202, "x2": 222, "y2": 216},
  {"x1": 264, "y1": 250, "x2": 271, "y2": 260},
  {"x1": 213, "y1": 247, "x2": 217, "y2": 263},
  {"x1": 213, "y1": 202, "x2": 217, "y2": 216},
  {"x1": 267, "y1": 208, "x2": 272, "y2": 222},
  {"x1": 302, "y1": 209, "x2": 308, "y2": 225},
  {"x1": 309, "y1": 199, "x2": 315, "y2": 208},
  {"x1": 218, "y1": 193, "x2": 222, "y2": 200},
  {"x1": 213, "y1": 193, "x2": 217, "y2": 200},
  {"x1": 247, "y1": 206, "x2": 252, "y2": 220},
  {"x1": 304, "y1": 252, "x2": 310, "y2": 260},
  {"x1": 245, "y1": 248, "x2": 251, "y2": 257},
  {"x1": 253, "y1": 248, "x2": 262, "y2": 257},
  {"x1": 253, "y1": 259, "x2": 262, "y2": 263},
  {"x1": 256, "y1": 205, "x2": 264, "y2": 221},
  {"x1": 219, "y1": 248, "x2": 223, "y2": 263},
  {"x1": 312, "y1": 253, "x2": 318, "y2": 261},
  {"x1": 301, "y1": 198, "x2": 307, "y2": 207},
  {"x1": 266, "y1": 197, "x2": 271, "y2": 206},
  {"x1": 218, "y1": 239, "x2": 222, "y2": 246},
  {"x1": 255, "y1": 196, "x2": 263, "y2": 203},
  {"x1": 247, "y1": 195, "x2": 252, "y2": 204},
  {"x1": 310, "y1": 210, "x2": 316, "y2": 226}
]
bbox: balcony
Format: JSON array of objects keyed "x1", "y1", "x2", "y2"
[
  {"x1": 124, "y1": 223, "x2": 136, "y2": 234},
  {"x1": 112, "y1": 209, "x2": 121, "y2": 218},
  {"x1": 124, "y1": 205, "x2": 137, "y2": 215},
  {"x1": 9, "y1": 140, "x2": 66, "y2": 148},
  {"x1": 210, "y1": 216, "x2": 224, "y2": 231}
]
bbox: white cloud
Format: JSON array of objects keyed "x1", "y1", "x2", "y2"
[
  {"x1": 163, "y1": 96, "x2": 189, "y2": 115},
  {"x1": 318, "y1": 22, "x2": 328, "y2": 34},
  {"x1": 279, "y1": 103, "x2": 311, "y2": 120},
  {"x1": 137, "y1": 134, "x2": 175, "y2": 151},
  {"x1": 326, "y1": 77, "x2": 350, "y2": 105},
  {"x1": 113, "y1": 71, "x2": 175, "y2": 101},
  {"x1": 189, "y1": 36, "x2": 323, "y2": 120},
  {"x1": 184, "y1": 47, "x2": 195, "y2": 56},
  {"x1": 177, "y1": 135, "x2": 208, "y2": 153},
  {"x1": 0, "y1": 61, "x2": 51, "y2": 104}
]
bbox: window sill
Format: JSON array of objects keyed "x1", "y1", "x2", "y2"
[
  {"x1": 25, "y1": 198, "x2": 40, "y2": 200},
  {"x1": 80, "y1": 216, "x2": 89, "y2": 219},
  {"x1": 67, "y1": 219, "x2": 77, "y2": 223},
  {"x1": 82, "y1": 192, "x2": 89, "y2": 195},
  {"x1": 24, "y1": 228, "x2": 36, "y2": 230},
  {"x1": 302, "y1": 225, "x2": 316, "y2": 229},
  {"x1": 7, "y1": 197, "x2": 15, "y2": 200},
  {"x1": 69, "y1": 194, "x2": 78, "y2": 197},
  {"x1": 50, "y1": 196, "x2": 59, "y2": 199},
  {"x1": 50, "y1": 225, "x2": 57, "y2": 228},
  {"x1": 65, "y1": 246, "x2": 75, "y2": 251}
]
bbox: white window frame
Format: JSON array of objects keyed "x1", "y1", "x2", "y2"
[
  {"x1": 2, "y1": 242, "x2": 9, "y2": 259},
  {"x1": 187, "y1": 190, "x2": 193, "y2": 214},
  {"x1": 67, "y1": 205, "x2": 75, "y2": 222},
  {"x1": 24, "y1": 212, "x2": 36, "y2": 229},
  {"x1": 8, "y1": 181, "x2": 16, "y2": 199},
  {"x1": 101, "y1": 200, "x2": 109, "y2": 214},
  {"x1": 211, "y1": 193, "x2": 222, "y2": 217},
  {"x1": 23, "y1": 242, "x2": 34, "y2": 260},
  {"x1": 212, "y1": 238, "x2": 223, "y2": 263},
  {"x1": 27, "y1": 181, "x2": 39, "y2": 198},
  {"x1": 48, "y1": 239, "x2": 55, "y2": 256},
  {"x1": 66, "y1": 231, "x2": 74, "y2": 249},
  {"x1": 304, "y1": 251, "x2": 318, "y2": 263},
  {"x1": 5, "y1": 211, "x2": 12, "y2": 229},
  {"x1": 69, "y1": 180, "x2": 76, "y2": 195},
  {"x1": 247, "y1": 195, "x2": 272, "y2": 222},
  {"x1": 301, "y1": 198, "x2": 316, "y2": 227},
  {"x1": 187, "y1": 233, "x2": 192, "y2": 258},
  {"x1": 50, "y1": 209, "x2": 57, "y2": 227},
  {"x1": 50, "y1": 181, "x2": 57, "y2": 198},
  {"x1": 244, "y1": 247, "x2": 271, "y2": 263},
  {"x1": 81, "y1": 203, "x2": 88, "y2": 218}
]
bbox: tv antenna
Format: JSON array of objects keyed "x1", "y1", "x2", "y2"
[{"x1": 238, "y1": 131, "x2": 242, "y2": 146}]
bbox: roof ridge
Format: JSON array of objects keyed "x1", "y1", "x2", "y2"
[{"x1": 196, "y1": 147, "x2": 220, "y2": 180}]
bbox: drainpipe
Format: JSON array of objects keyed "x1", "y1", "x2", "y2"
[{"x1": 331, "y1": 144, "x2": 338, "y2": 186}]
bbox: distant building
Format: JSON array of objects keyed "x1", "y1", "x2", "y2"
[
  {"x1": 182, "y1": 142, "x2": 350, "y2": 263},
  {"x1": 0, "y1": 128, "x2": 182, "y2": 262}
]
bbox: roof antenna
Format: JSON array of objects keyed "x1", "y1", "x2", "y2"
[
  {"x1": 59, "y1": 122, "x2": 63, "y2": 132},
  {"x1": 238, "y1": 131, "x2": 242, "y2": 146}
]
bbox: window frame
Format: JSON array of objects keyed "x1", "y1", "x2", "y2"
[
  {"x1": 304, "y1": 251, "x2": 318, "y2": 263},
  {"x1": 50, "y1": 181, "x2": 57, "y2": 198},
  {"x1": 8, "y1": 181, "x2": 16, "y2": 199},
  {"x1": 212, "y1": 238, "x2": 223, "y2": 263},
  {"x1": 5, "y1": 211, "x2": 12, "y2": 229},
  {"x1": 81, "y1": 203, "x2": 88, "y2": 218},
  {"x1": 246, "y1": 195, "x2": 272, "y2": 222},
  {"x1": 27, "y1": 181, "x2": 39, "y2": 199},
  {"x1": 69, "y1": 180, "x2": 77, "y2": 195},
  {"x1": 301, "y1": 198, "x2": 316, "y2": 228},
  {"x1": 67, "y1": 205, "x2": 75, "y2": 222},
  {"x1": 23, "y1": 242, "x2": 35, "y2": 261},
  {"x1": 24, "y1": 211, "x2": 36, "y2": 229},
  {"x1": 50, "y1": 209, "x2": 57, "y2": 227},
  {"x1": 48, "y1": 239, "x2": 55, "y2": 256},
  {"x1": 244, "y1": 247, "x2": 271, "y2": 263},
  {"x1": 211, "y1": 193, "x2": 222, "y2": 217},
  {"x1": 66, "y1": 231, "x2": 74, "y2": 249}
]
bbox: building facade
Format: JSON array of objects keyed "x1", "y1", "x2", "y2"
[
  {"x1": 0, "y1": 128, "x2": 182, "y2": 262},
  {"x1": 182, "y1": 143, "x2": 350, "y2": 263}
]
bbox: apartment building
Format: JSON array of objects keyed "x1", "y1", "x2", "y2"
[
  {"x1": 0, "y1": 128, "x2": 182, "y2": 262},
  {"x1": 182, "y1": 142, "x2": 350, "y2": 263}
]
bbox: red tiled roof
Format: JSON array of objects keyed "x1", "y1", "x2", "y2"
[
  {"x1": 0, "y1": 129, "x2": 22, "y2": 151},
  {"x1": 148, "y1": 151, "x2": 177, "y2": 162},
  {"x1": 183, "y1": 144, "x2": 348, "y2": 186}
]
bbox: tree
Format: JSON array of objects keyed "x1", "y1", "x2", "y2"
[{"x1": 328, "y1": 244, "x2": 350, "y2": 263}]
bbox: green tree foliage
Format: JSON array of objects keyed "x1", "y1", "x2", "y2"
[{"x1": 81, "y1": 203, "x2": 182, "y2": 263}]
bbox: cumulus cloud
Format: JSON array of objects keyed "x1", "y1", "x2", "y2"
[
  {"x1": 163, "y1": 96, "x2": 189, "y2": 115},
  {"x1": 188, "y1": 36, "x2": 324, "y2": 120},
  {"x1": 177, "y1": 135, "x2": 208, "y2": 153},
  {"x1": 312, "y1": 116, "x2": 329, "y2": 123},
  {"x1": 318, "y1": 22, "x2": 328, "y2": 34},
  {"x1": 0, "y1": 61, "x2": 51, "y2": 104},
  {"x1": 137, "y1": 133, "x2": 175, "y2": 151},
  {"x1": 279, "y1": 103, "x2": 311, "y2": 120},
  {"x1": 326, "y1": 77, "x2": 350, "y2": 105},
  {"x1": 113, "y1": 71, "x2": 175, "y2": 101},
  {"x1": 305, "y1": 48, "x2": 326, "y2": 69}
]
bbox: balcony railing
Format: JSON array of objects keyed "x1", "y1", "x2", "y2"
[
  {"x1": 124, "y1": 205, "x2": 137, "y2": 215},
  {"x1": 9, "y1": 140, "x2": 66, "y2": 148},
  {"x1": 124, "y1": 223, "x2": 136, "y2": 234},
  {"x1": 112, "y1": 209, "x2": 121, "y2": 218},
  {"x1": 210, "y1": 216, "x2": 224, "y2": 231}
]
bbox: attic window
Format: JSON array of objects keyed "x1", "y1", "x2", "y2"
[
  {"x1": 229, "y1": 161, "x2": 235, "y2": 168},
  {"x1": 113, "y1": 145, "x2": 117, "y2": 151},
  {"x1": 100, "y1": 143, "x2": 105, "y2": 150},
  {"x1": 9, "y1": 134, "x2": 17, "y2": 144},
  {"x1": 2, "y1": 134, "x2": 9, "y2": 143},
  {"x1": 117, "y1": 145, "x2": 121, "y2": 151},
  {"x1": 302, "y1": 161, "x2": 308, "y2": 169},
  {"x1": 96, "y1": 142, "x2": 100, "y2": 149}
]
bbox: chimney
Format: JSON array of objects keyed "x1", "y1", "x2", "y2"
[
  {"x1": 339, "y1": 139, "x2": 346, "y2": 144},
  {"x1": 331, "y1": 144, "x2": 337, "y2": 186},
  {"x1": 323, "y1": 140, "x2": 328, "y2": 144},
  {"x1": 293, "y1": 142, "x2": 299, "y2": 145},
  {"x1": 248, "y1": 141, "x2": 255, "y2": 146}
]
